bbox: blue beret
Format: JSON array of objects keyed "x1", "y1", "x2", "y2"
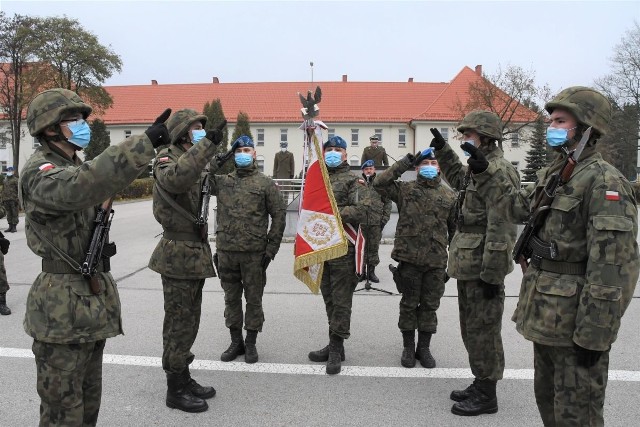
[
  {"x1": 323, "y1": 135, "x2": 347, "y2": 150},
  {"x1": 420, "y1": 147, "x2": 436, "y2": 159},
  {"x1": 6, "y1": 167, "x2": 14, "y2": 171},
  {"x1": 231, "y1": 135, "x2": 254, "y2": 151},
  {"x1": 361, "y1": 160, "x2": 375, "y2": 170}
]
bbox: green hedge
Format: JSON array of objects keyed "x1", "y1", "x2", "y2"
[{"x1": 116, "y1": 177, "x2": 154, "y2": 201}]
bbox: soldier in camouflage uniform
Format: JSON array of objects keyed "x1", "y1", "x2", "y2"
[
  {"x1": 430, "y1": 111, "x2": 519, "y2": 416},
  {"x1": 468, "y1": 87, "x2": 639, "y2": 427},
  {"x1": 0, "y1": 203, "x2": 10, "y2": 315},
  {"x1": 20, "y1": 88, "x2": 170, "y2": 426},
  {"x1": 358, "y1": 159, "x2": 392, "y2": 283},
  {"x1": 373, "y1": 148, "x2": 456, "y2": 368},
  {"x1": 273, "y1": 141, "x2": 295, "y2": 179},
  {"x1": 308, "y1": 136, "x2": 368, "y2": 375},
  {"x1": 2, "y1": 167, "x2": 20, "y2": 233},
  {"x1": 148, "y1": 109, "x2": 225, "y2": 413},
  {"x1": 211, "y1": 135, "x2": 286, "y2": 365},
  {"x1": 361, "y1": 135, "x2": 389, "y2": 167}
]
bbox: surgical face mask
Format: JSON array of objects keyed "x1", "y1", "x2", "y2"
[
  {"x1": 64, "y1": 119, "x2": 91, "y2": 148},
  {"x1": 546, "y1": 127, "x2": 575, "y2": 147},
  {"x1": 191, "y1": 129, "x2": 206, "y2": 144},
  {"x1": 419, "y1": 165, "x2": 438, "y2": 179},
  {"x1": 462, "y1": 140, "x2": 475, "y2": 157},
  {"x1": 6, "y1": 173, "x2": 13, "y2": 177},
  {"x1": 280, "y1": 148, "x2": 287, "y2": 152},
  {"x1": 234, "y1": 152, "x2": 253, "y2": 167},
  {"x1": 324, "y1": 151, "x2": 342, "y2": 168}
]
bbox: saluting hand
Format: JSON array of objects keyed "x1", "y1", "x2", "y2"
[
  {"x1": 430, "y1": 128, "x2": 447, "y2": 150},
  {"x1": 206, "y1": 119, "x2": 227, "y2": 145},
  {"x1": 145, "y1": 108, "x2": 172, "y2": 148},
  {"x1": 460, "y1": 142, "x2": 489, "y2": 174}
]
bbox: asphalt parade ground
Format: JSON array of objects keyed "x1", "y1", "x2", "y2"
[{"x1": 1, "y1": 199, "x2": 639, "y2": 426}]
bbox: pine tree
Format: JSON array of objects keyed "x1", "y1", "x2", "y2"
[
  {"x1": 203, "y1": 98, "x2": 233, "y2": 174},
  {"x1": 522, "y1": 115, "x2": 547, "y2": 182},
  {"x1": 84, "y1": 119, "x2": 111, "y2": 161},
  {"x1": 231, "y1": 111, "x2": 253, "y2": 142}
]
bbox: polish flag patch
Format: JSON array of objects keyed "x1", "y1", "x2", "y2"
[
  {"x1": 158, "y1": 157, "x2": 170, "y2": 162},
  {"x1": 605, "y1": 191, "x2": 620, "y2": 201},
  {"x1": 38, "y1": 163, "x2": 55, "y2": 172}
]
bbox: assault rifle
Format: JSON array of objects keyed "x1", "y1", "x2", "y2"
[
  {"x1": 512, "y1": 127, "x2": 592, "y2": 273},
  {"x1": 196, "y1": 175, "x2": 211, "y2": 241},
  {"x1": 455, "y1": 169, "x2": 472, "y2": 229},
  {"x1": 82, "y1": 198, "x2": 116, "y2": 295}
]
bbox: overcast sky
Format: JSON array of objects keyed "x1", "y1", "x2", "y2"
[{"x1": 2, "y1": 1, "x2": 639, "y2": 96}]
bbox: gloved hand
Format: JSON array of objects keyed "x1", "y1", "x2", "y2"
[
  {"x1": 430, "y1": 128, "x2": 447, "y2": 150},
  {"x1": 145, "y1": 108, "x2": 172, "y2": 148},
  {"x1": 479, "y1": 280, "x2": 500, "y2": 299},
  {"x1": 460, "y1": 142, "x2": 489, "y2": 174},
  {"x1": 261, "y1": 254, "x2": 272, "y2": 270},
  {"x1": 216, "y1": 150, "x2": 234, "y2": 167},
  {"x1": 206, "y1": 119, "x2": 227, "y2": 145},
  {"x1": 574, "y1": 343, "x2": 604, "y2": 368},
  {"x1": 401, "y1": 153, "x2": 416, "y2": 167}
]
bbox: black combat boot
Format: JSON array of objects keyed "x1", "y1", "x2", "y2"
[
  {"x1": 220, "y1": 328, "x2": 245, "y2": 362},
  {"x1": 450, "y1": 379, "x2": 479, "y2": 402},
  {"x1": 244, "y1": 329, "x2": 259, "y2": 364},
  {"x1": 309, "y1": 333, "x2": 345, "y2": 362},
  {"x1": 400, "y1": 330, "x2": 416, "y2": 368},
  {"x1": 368, "y1": 266, "x2": 380, "y2": 283},
  {"x1": 451, "y1": 379, "x2": 498, "y2": 416},
  {"x1": 326, "y1": 334, "x2": 344, "y2": 375},
  {"x1": 5, "y1": 225, "x2": 16, "y2": 233},
  {"x1": 416, "y1": 331, "x2": 436, "y2": 368},
  {"x1": 183, "y1": 367, "x2": 216, "y2": 399},
  {"x1": 166, "y1": 373, "x2": 208, "y2": 413},
  {"x1": 0, "y1": 293, "x2": 10, "y2": 316}
]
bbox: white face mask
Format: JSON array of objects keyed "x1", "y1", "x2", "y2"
[{"x1": 280, "y1": 148, "x2": 287, "y2": 152}]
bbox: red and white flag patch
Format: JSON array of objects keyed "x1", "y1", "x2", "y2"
[
  {"x1": 38, "y1": 163, "x2": 55, "y2": 172},
  {"x1": 158, "y1": 157, "x2": 170, "y2": 162},
  {"x1": 605, "y1": 191, "x2": 620, "y2": 201}
]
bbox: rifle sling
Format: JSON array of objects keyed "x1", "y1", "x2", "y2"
[
  {"x1": 154, "y1": 183, "x2": 199, "y2": 224},
  {"x1": 26, "y1": 216, "x2": 81, "y2": 273}
]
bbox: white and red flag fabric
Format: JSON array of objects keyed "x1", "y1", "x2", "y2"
[{"x1": 294, "y1": 122, "x2": 348, "y2": 294}]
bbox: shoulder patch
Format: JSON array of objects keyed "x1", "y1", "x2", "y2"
[
  {"x1": 605, "y1": 190, "x2": 620, "y2": 201},
  {"x1": 358, "y1": 178, "x2": 366, "y2": 185},
  {"x1": 38, "y1": 163, "x2": 55, "y2": 172},
  {"x1": 158, "y1": 157, "x2": 170, "y2": 163}
]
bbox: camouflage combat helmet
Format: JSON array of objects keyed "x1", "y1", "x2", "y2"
[
  {"x1": 166, "y1": 109, "x2": 207, "y2": 144},
  {"x1": 27, "y1": 88, "x2": 92, "y2": 136},
  {"x1": 545, "y1": 86, "x2": 611, "y2": 136},
  {"x1": 457, "y1": 110, "x2": 503, "y2": 141}
]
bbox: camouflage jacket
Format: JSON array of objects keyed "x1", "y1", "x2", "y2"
[
  {"x1": 273, "y1": 151, "x2": 295, "y2": 179},
  {"x1": 1, "y1": 175, "x2": 19, "y2": 202},
  {"x1": 356, "y1": 173, "x2": 392, "y2": 226},
  {"x1": 211, "y1": 160, "x2": 286, "y2": 257},
  {"x1": 148, "y1": 139, "x2": 218, "y2": 279},
  {"x1": 20, "y1": 135, "x2": 156, "y2": 343},
  {"x1": 474, "y1": 147, "x2": 639, "y2": 351},
  {"x1": 436, "y1": 143, "x2": 519, "y2": 284},
  {"x1": 374, "y1": 159, "x2": 456, "y2": 267},
  {"x1": 361, "y1": 146, "x2": 389, "y2": 167}
]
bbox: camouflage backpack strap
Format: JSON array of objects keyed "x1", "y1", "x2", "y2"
[
  {"x1": 25, "y1": 216, "x2": 81, "y2": 273},
  {"x1": 153, "y1": 182, "x2": 198, "y2": 224}
]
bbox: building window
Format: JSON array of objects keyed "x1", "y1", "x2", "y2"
[
  {"x1": 398, "y1": 129, "x2": 406, "y2": 147},
  {"x1": 374, "y1": 128, "x2": 383, "y2": 142},
  {"x1": 328, "y1": 128, "x2": 335, "y2": 139},
  {"x1": 510, "y1": 131, "x2": 520, "y2": 147},
  {"x1": 125, "y1": 130, "x2": 131, "y2": 138},
  {"x1": 280, "y1": 129, "x2": 287, "y2": 143},
  {"x1": 257, "y1": 155, "x2": 265, "y2": 172},
  {"x1": 440, "y1": 128, "x2": 449, "y2": 143},
  {"x1": 0, "y1": 161, "x2": 6, "y2": 172},
  {"x1": 350, "y1": 155, "x2": 359, "y2": 167},
  {"x1": 257, "y1": 129, "x2": 265, "y2": 146},
  {"x1": 351, "y1": 129, "x2": 359, "y2": 146}
]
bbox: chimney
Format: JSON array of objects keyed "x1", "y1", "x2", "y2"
[
  {"x1": 408, "y1": 77, "x2": 414, "y2": 83},
  {"x1": 342, "y1": 74, "x2": 348, "y2": 82},
  {"x1": 475, "y1": 65, "x2": 482, "y2": 76},
  {"x1": 151, "y1": 80, "x2": 158, "y2": 85},
  {"x1": 212, "y1": 77, "x2": 219, "y2": 83}
]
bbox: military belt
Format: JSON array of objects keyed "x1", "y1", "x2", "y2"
[
  {"x1": 529, "y1": 255, "x2": 586, "y2": 275},
  {"x1": 458, "y1": 225, "x2": 486, "y2": 234},
  {"x1": 42, "y1": 259, "x2": 107, "y2": 274},
  {"x1": 163, "y1": 231, "x2": 202, "y2": 242}
]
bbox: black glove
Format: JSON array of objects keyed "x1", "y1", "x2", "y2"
[
  {"x1": 401, "y1": 153, "x2": 416, "y2": 167},
  {"x1": 216, "y1": 150, "x2": 234, "y2": 167},
  {"x1": 145, "y1": 108, "x2": 172, "y2": 148},
  {"x1": 206, "y1": 119, "x2": 227, "y2": 145},
  {"x1": 0, "y1": 231, "x2": 9, "y2": 255},
  {"x1": 261, "y1": 254, "x2": 272, "y2": 270},
  {"x1": 460, "y1": 142, "x2": 489, "y2": 174},
  {"x1": 430, "y1": 128, "x2": 447, "y2": 150},
  {"x1": 574, "y1": 343, "x2": 604, "y2": 369},
  {"x1": 479, "y1": 280, "x2": 500, "y2": 299}
]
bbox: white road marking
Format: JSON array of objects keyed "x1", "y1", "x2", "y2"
[{"x1": 3, "y1": 347, "x2": 640, "y2": 382}]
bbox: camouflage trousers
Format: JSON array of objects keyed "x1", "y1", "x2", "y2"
[
  {"x1": 32, "y1": 339, "x2": 106, "y2": 427},
  {"x1": 3, "y1": 200, "x2": 19, "y2": 225},
  {"x1": 533, "y1": 343, "x2": 609, "y2": 427},
  {"x1": 0, "y1": 251, "x2": 8, "y2": 293},
  {"x1": 320, "y1": 246, "x2": 358, "y2": 339},
  {"x1": 161, "y1": 276, "x2": 204, "y2": 374},
  {"x1": 398, "y1": 262, "x2": 446, "y2": 333},
  {"x1": 361, "y1": 225, "x2": 382, "y2": 266},
  {"x1": 218, "y1": 251, "x2": 266, "y2": 331},
  {"x1": 457, "y1": 279, "x2": 505, "y2": 381}
]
